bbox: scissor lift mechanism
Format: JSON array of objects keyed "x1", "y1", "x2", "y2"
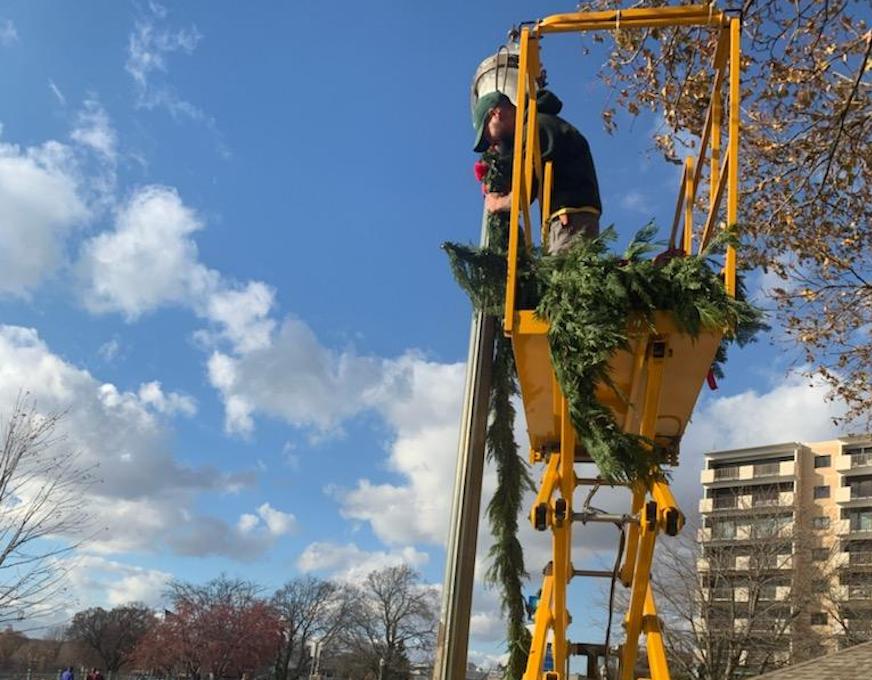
[{"x1": 499, "y1": 6, "x2": 742, "y2": 680}]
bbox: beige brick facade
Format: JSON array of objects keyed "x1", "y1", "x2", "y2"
[{"x1": 698, "y1": 436, "x2": 872, "y2": 662}]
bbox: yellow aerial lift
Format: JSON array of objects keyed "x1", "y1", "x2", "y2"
[{"x1": 434, "y1": 5, "x2": 742, "y2": 680}]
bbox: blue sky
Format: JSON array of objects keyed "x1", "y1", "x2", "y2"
[{"x1": 0, "y1": 0, "x2": 851, "y2": 668}]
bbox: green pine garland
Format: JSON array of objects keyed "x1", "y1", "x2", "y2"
[
  {"x1": 445, "y1": 147, "x2": 534, "y2": 679},
  {"x1": 486, "y1": 333, "x2": 534, "y2": 679},
  {"x1": 536, "y1": 224, "x2": 765, "y2": 484}
]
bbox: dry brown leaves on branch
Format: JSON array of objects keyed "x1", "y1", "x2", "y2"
[{"x1": 577, "y1": 0, "x2": 871, "y2": 425}]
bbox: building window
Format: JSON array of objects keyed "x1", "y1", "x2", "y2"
[
  {"x1": 713, "y1": 465, "x2": 740, "y2": 480},
  {"x1": 813, "y1": 516, "x2": 831, "y2": 530},
  {"x1": 712, "y1": 520, "x2": 736, "y2": 539},
  {"x1": 810, "y1": 612, "x2": 828, "y2": 626},
  {"x1": 845, "y1": 509, "x2": 872, "y2": 532},
  {"x1": 814, "y1": 454, "x2": 831, "y2": 468},
  {"x1": 812, "y1": 548, "x2": 829, "y2": 562},
  {"x1": 849, "y1": 477, "x2": 872, "y2": 500},
  {"x1": 846, "y1": 445, "x2": 872, "y2": 468},
  {"x1": 814, "y1": 485, "x2": 830, "y2": 499}
]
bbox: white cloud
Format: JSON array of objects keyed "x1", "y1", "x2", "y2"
[
  {"x1": 125, "y1": 5, "x2": 203, "y2": 118},
  {"x1": 469, "y1": 611, "x2": 505, "y2": 642},
  {"x1": 124, "y1": 1, "x2": 228, "y2": 159},
  {"x1": 0, "y1": 19, "x2": 18, "y2": 47},
  {"x1": 207, "y1": 319, "x2": 401, "y2": 435},
  {"x1": 297, "y1": 542, "x2": 429, "y2": 583},
  {"x1": 48, "y1": 79, "x2": 66, "y2": 106},
  {"x1": 78, "y1": 185, "x2": 216, "y2": 317},
  {"x1": 137, "y1": 380, "x2": 197, "y2": 417},
  {"x1": 98, "y1": 338, "x2": 121, "y2": 362},
  {"x1": 205, "y1": 324, "x2": 472, "y2": 548},
  {"x1": 0, "y1": 104, "x2": 121, "y2": 298},
  {"x1": 204, "y1": 281, "x2": 276, "y2": 353},
  {"x1": 71, "y1": 99, "x2": 117, "y2": 163},
  {"x1": 0, "y1": 324, "x2": 269, "y2": 560},
  {"x1": 237, "y1": 513, "x2": 260, "y2": 533},
  {"x1": 205, "y1": 324, "x2": 469, "y2": 545},
  {"x1": 257, "y1": 502, "x2": 297, "y2": 536},
  {"x1": 236, "y1": 503, "x2": 297, "y2": 538},
  {"x1": 77, "y1": 185, "x2": 277, "y2": 357},
  {"x1": 67, "y1": 555, "x2": 172, "y2": 608},
  {"x1": 334, "y1": 358, "x2": 465, "y2": 545},
  {"x1": 0, "y1": 138, "x2": 89, "y2": 295},
  {"x1": 166, "y1": 514, "x2": 288, "y2": 560}
]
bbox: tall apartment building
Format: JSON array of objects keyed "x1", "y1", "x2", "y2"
[{"x1": 697, "y1": 436, "x2": 872, "y2": 665}]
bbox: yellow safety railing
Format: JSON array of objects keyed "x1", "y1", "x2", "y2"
[{"x1": 503, "y1": 5, "x2": 742, "y2": 333}]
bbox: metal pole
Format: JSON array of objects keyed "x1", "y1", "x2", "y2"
[{"x1": 432, "y1": 208, "x2": 496, "y2": 680}]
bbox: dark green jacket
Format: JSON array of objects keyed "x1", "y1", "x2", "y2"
[{"x1": 536, "y1": 90, "x2": 602, "y2": 215}]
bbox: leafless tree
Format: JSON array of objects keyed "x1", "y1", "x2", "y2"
[
  {"x1": 67, "y1": 603, "x2": 156, "y2": 673},
  {"x1": 631, "y1": 494, "x2": 863, "y2": 680},
  {"x1": 0, "y1": 397, "x2": 94, "y2": 624},
  {"x1": 271, "y1": 576, "x2": 356, "y2": 680},
  {"x1": 340, "y1": 565, "x2": 439, "y2": 680}
]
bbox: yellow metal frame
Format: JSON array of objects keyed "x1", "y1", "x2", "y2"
[{"x1": 500, "y1": 5, "x2": 743, "y2": 680}]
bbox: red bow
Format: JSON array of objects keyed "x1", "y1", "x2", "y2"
[
  {"x1": 473, "y1": 160, "x2": 488, "y2": 183},
  {"x1": 706, "y1": 368, "x2": 719, "y2": 391}
]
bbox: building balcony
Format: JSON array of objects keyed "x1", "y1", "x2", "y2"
[
  {"x1": 834, "y1": 585, "x2": 872, "y2": 602},
  {"x1": 736, "y1": 523, "x2": 794, "y2": 541},
  {"x1": 733, "y1": 617, "x2": 789, "y2": 633},
  {"x1": 709, "y1": 587, "x2": 735, "y2": 602},
  {"x1": 836, "y1": 486, "x2": 872, "y2": 506},
  {"x1": 733, "y1": 585, "x2": 791, "y2": 602},
  {"x1": 734, "y1": 554, "x2": 793, "y2": 571},
  {"x1": 847, "y1": 552, "x2": 872, "y2": 567},
  {"x1": 836, "y1": 451, "x2": 872, "y2": 475},
  {"x1": 700, "y1": 521, "x2": 795, "y2": 544},
  {"x1": 834, "y1": 519, "x2": 872, "y2": 538},
  {"x1": 700, "y1": 492, "x2": 795, "y2": 515},
  {"x1": 701, "y1": 461, "x2": 795, "y2": 487}
]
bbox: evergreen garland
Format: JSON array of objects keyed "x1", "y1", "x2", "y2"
[
  {"x1": 536, "y1": 224, "x2": 764, "y2": 484},
  {"x1": 486, "y1": 333, "x2": 533, "y2": 679},
  {"x1": 444, "y1": 147, "x2": 534, "y2": 679}
]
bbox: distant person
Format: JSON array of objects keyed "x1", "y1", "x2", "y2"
[
  {"x1": 60, "y1": 667, "x2": 74, "y2": 680},
  {"x1": 472, "y1": 89, "x2": 602, "y2": 254},
  {"x1": 94, "y1": 670, "x2": 104, "y2": 680}
]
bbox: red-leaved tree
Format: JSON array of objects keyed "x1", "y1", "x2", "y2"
[{"x1": 135, "y1": 576, "x2": 281, "y2": 680}]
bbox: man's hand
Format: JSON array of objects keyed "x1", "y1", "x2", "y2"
[{"x1": 485, "y1": 192, "x2": 512, "y2": 213}]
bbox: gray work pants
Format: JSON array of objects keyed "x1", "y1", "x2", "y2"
[{"x1": 547, "y1": 212, "x2": 600, "y2": 254}]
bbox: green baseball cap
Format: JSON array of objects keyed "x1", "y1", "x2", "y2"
[{"x1": 472, "y1": 91, "x2": 510, "y2": 153}]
